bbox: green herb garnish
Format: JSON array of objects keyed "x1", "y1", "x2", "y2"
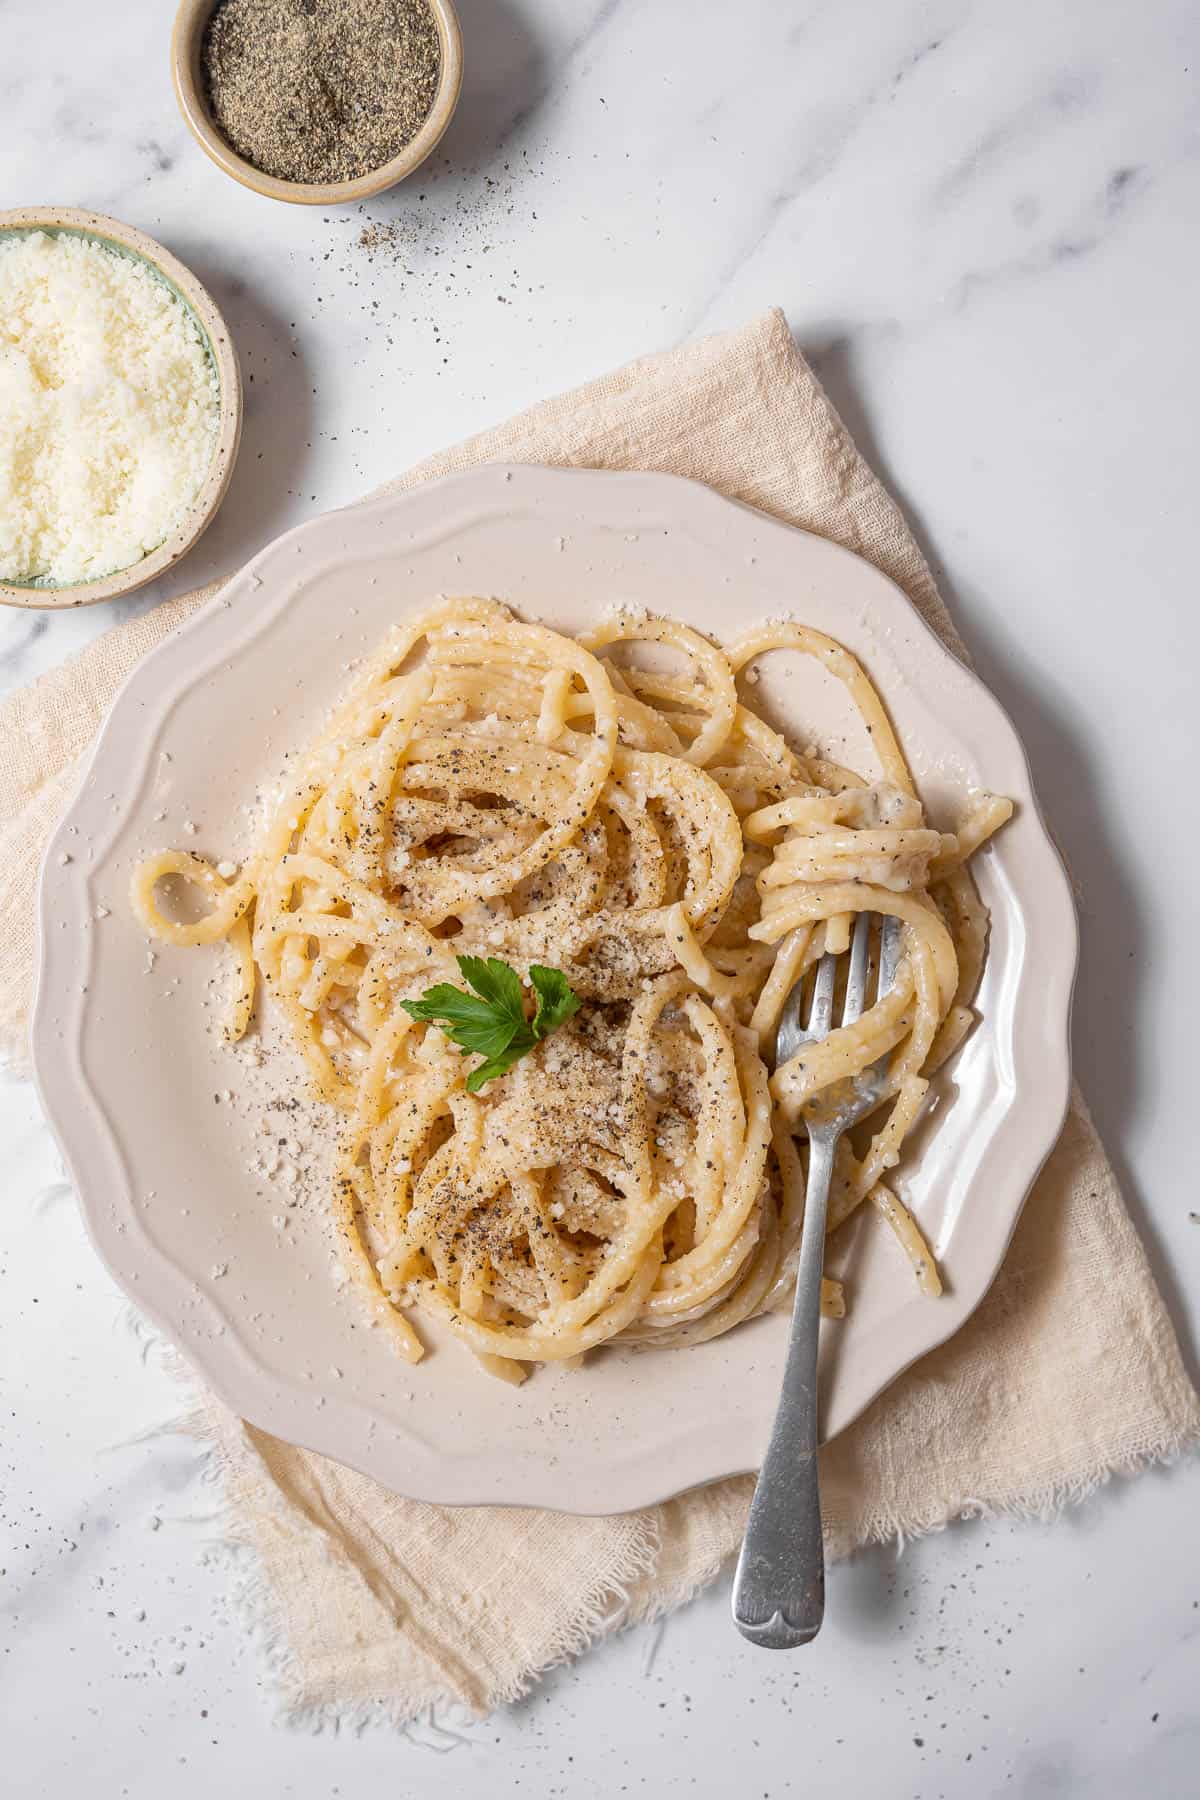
[{"x1": 400, "y1": 955, "x2": 580, "y2": 1092}]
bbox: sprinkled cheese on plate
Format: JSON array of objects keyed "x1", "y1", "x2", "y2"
[{"x1": 0, "y1": 230, "x2": 219, "y2": 586}]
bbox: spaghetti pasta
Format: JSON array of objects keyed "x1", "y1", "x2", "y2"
[{"x1": 131, "y1": 599, "x2": 1011, "y2": 1381}]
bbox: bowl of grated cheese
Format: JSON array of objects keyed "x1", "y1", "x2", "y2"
[{"x1": 0, "y1": 207, "x2": 242, "y2": 609}]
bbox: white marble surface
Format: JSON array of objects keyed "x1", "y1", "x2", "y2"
[{"x1": 3, "y1": 0, "x2": 1199, "y2": 1792}]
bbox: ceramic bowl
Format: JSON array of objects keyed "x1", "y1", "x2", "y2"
[
  {"x1": 0, "y1": 206, "x2": 242, "y2": 611},
  {"x1": 170, "y1": 0, "x2": 464, "y2": 206}
]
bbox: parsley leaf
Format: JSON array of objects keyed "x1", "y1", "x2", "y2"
[
  {"x1": 399, "y1": 982, "x2": 519, "y2": 1060},
  {"x1": 464, "y1": 1040, "x2": 532, "y2": 1094},
  {"x1": 454, "y1": 955, "x2": 527, "y2": 1033},
  {"x1": 528, "y1": 965, "x2": 581, "y2": 1038},
  {"x1": 400, "y1": 955, "x2": 579, "y2": 1092}
]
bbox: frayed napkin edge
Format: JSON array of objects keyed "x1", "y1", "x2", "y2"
[{"x1": 121, "y1": 1316, "x2": 1199, "y2": 1734}]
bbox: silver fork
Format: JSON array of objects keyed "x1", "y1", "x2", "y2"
[{"x1": 732, "y1": 911, "x2": 902, "y2": 1649}]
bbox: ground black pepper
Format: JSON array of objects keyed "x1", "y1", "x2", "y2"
[{"x1": 202, "y1": 0, "x2": 441, "y2": 186}]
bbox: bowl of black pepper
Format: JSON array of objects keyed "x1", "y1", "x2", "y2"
[{"x1": 171, "y1": 0, "x2": 463, "y2": 205}]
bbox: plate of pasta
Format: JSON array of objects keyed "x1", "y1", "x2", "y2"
[{"x1": 32, "y1": 465, "x2": 1076, "y2": 1513}]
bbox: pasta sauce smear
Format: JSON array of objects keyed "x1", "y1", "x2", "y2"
[{"x1": 132, "y1": 600, "x2": 1011, "y2": 1384}]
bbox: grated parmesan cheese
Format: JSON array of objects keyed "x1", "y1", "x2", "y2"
[{"x1": 0, "y1": 230, "x2": 219, "y2": 586}]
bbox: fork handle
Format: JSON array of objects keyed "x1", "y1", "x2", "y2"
[{"x1": 732, "y1": 1129, "x2": 837, "y2": 1649}]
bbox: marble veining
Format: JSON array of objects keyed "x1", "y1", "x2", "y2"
[
  {"x1": 3, "y1": 0, "x2": 1199, "y2": 1795},
  {"x1": 929, "y1": 70, "x2": 1103, "y2": 210}
]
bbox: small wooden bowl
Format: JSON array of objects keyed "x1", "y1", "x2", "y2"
[
  {"x1": 0, "y1": 207, "x2": 242, "y2": 611},
  {"x1": 171, "y1": 0, "x2": 464, "y2": 206}
]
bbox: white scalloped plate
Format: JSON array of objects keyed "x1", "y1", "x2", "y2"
[{"x1": 31, "y1": 465, "x2": 1076, "y2": 1514}]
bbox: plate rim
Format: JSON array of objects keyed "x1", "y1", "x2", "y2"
[{"x1": 31, "y1": 463, "x2": 1078, "y2": 1514}]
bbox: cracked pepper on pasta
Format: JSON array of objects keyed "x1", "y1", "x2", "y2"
[{"x1": 132, "y1": 598, "x2": 1011, "y2": 1383}]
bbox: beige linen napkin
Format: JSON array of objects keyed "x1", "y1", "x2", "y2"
[{"x1": 2, "y1": 310, "x2": 1196, "y2": 1723}]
